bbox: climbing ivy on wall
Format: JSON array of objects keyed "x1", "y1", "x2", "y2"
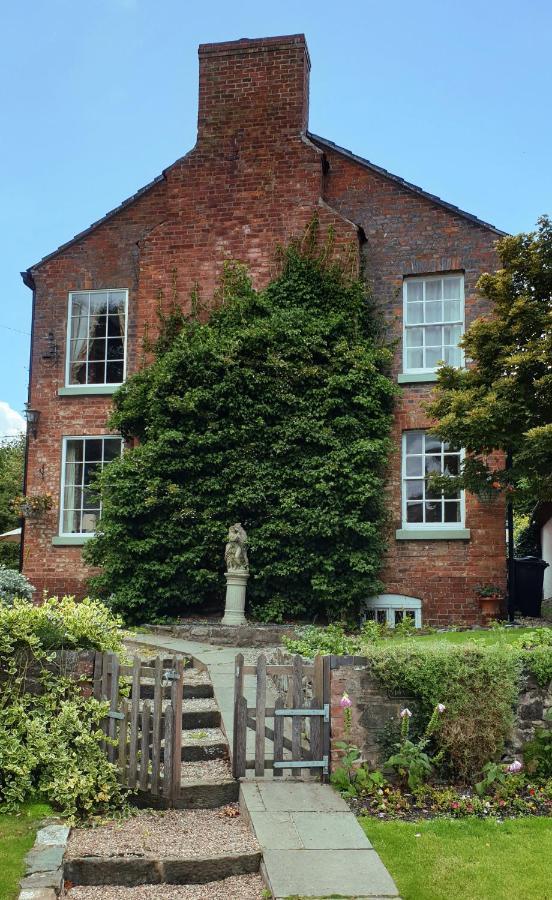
[{"x1": 85, "y1": 228, "x2": 397, "y2": 623}]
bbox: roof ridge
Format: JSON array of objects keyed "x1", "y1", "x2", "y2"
[{"x1": 309, "y1": 132, "x2": 507, "y2": 236}]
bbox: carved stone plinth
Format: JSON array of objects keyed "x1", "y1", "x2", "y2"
[{"x1": 221, "y1": 569, "x2": 249, "y2": 626}]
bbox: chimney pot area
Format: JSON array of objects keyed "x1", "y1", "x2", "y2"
[{"x1": 196, "y1": 34, "x2": 311, "y2": 145}]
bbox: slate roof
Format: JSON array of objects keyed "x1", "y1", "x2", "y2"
[{"x1": 308, "y1": 133, "x2": 507, "y2": 236}]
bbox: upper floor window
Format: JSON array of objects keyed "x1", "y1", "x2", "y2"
[
  {"x1": 66, "y1": 290, "x2": 127, "y2": 387},
  {"x1": 402, "y1": 431, "x2": 464, "y2": 528},
  {"x1": 403, "y1": 275, "x2": 464, "y2": 374},
  {"x1": 60, "y1": 435, "x2": 123, "y2": 535}
]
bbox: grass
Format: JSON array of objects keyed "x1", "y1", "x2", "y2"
[
  {"x1": 0, "y1": 801, "x2": 53, "y2": 900},
  {"x1": 390, "y1": 626, "x2": 538, "y2": 647},
  {"x1": 361, "y1": 816, "x2": 552, "y2": 900}
]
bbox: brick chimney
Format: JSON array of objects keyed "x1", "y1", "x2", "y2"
[{"x1": 197, "y1": 34, "x2": 311, "y2": 145}]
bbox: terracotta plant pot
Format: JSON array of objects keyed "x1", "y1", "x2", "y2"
[{"x1": 479, "y1": 595, "x2": 502, "y2": 618}]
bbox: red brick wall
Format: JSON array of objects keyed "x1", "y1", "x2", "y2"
[{"x1": 22, "y1": 34, "x2": 506, "y2": 623}]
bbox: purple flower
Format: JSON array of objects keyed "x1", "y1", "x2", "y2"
[
  {"x1": 508, "y1": 759, "x2": 523, "y2": 773},
  {"x1": 437, "y1": 703, "x2": 446, "y2": 713},
  {"x1": 400, "y1": 708, "x2": 412, "y2": 719},
  {"x1": 340, "y1": 692, "x2": 352, "y2": 709}
]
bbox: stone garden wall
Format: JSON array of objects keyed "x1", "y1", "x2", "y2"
[
  {"x1": 0, "y1": 649, "x2": 95, "y2": 697},
  {"x1": 329, "y1": 656, "x2": 552, "y2": 770}
]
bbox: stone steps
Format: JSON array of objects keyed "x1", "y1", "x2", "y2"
[{"x1": 64, "y1": 850, "x2": 261, "y2": 886}]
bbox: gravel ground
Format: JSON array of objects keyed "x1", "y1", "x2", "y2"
[
  {"x1": 66, "y1": 808, "x2": 259, "y2": 859},
  {"x1": 180, "y1": 759, "x2": 231, "y2": 782},
  {"x1": 66, "y1": 874, "x2": 266, "y2": 899}
]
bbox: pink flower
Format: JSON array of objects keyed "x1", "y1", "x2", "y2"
[
  {"x1": 508, "y1": 760, "x2": 522, "y2": 773},
  {"x1": 400, "y1": 708, "x2": 412, "y2": 719},
  {"x1": 340, "y1": 692, "x2": 352, "y2": 709},
  {"x1": 437, "y1": 703, "x2": 446, "y2": 713}
]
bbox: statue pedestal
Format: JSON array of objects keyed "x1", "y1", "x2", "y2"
[{"x1": 221, "y1": 569, "x2": 249, "y2": 626}]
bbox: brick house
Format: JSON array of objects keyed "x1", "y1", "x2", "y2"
[{"x1": 21, "y1": 34, "x2": 506, "y2": 625}]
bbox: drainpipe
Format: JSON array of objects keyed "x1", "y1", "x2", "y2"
[
  {"x1": 506, "y1": 449, "x2": 516, "y2": 622},
  {"x1": 19, "y1": 269, "x2": 36, "y2": 574}
]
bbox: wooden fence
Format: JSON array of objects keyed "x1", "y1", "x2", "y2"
[
  {"x1": 93, "y1": 652, "x2": 184, "y2": 804},
  {"x1": 232, "y1": 653, "x2": 330, "y2": 779}
]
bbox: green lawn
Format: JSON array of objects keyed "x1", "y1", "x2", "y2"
[
  {"x1": 0, "y1": 802, "x2": 53, "y2": 900},
  {"x1": 361, "y1": 816, "x2": 552, "y2": 900},
  {"x1": 380, "y1": 626, "x2": 539, "y2": 649}
]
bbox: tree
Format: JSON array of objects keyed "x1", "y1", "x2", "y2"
[
  {"x1": 0, "y1": 434, "x2": 25, "y2": 568},
  {"x1": 85, "y1": 237, "x2": 397, "y2": 623},
  {"x1": 427, "y1": 216, "x2": 552, "y2": 507}
]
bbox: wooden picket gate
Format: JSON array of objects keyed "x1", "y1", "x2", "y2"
[
  {"x1": 232, "y1": 653, "x2": 330, "y2": 779},
  {"x1": 93, "y1": 651, "x2": 185, "y2": 805}
]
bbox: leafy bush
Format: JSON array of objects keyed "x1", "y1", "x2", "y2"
[
  {"x1": 0, "y1": 596, "x2": 127, "y2": 818},
  {"x1": 85, "y1": 234, "x2": 397, "y2": 622},
  {"x1": 517, "y1": 629, "x2": 552, "y2": 686},
  {"x1": 0, "y1": 566, "x2": 35, "y2": 605},
  {"x1": 385, "y1": 705, "x2": 445, "y2": 790},
  {"x1": 523, "y1": 709, "x2": 552, "y2": 777}
]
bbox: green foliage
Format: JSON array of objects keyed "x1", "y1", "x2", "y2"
[
  {"x1": 284, "y1": 624, "x2": 361, "y2": 657},
  {"x1": 0, "y1": 597, "x2": 127, "y2": 818},
  {"x1": 385, "y1": 706, "x2": 444, "y2": 790},
  {"x1": 0, "y1": 566, "x2": 34, "y2": 605},
  {"x1": 330, "y1": 742, "x2": 386, "y2": 799},
  {"x1": 85, "y1": 236, "x2": 397, "y2": 622},
  {"x1": 0, "y1": 435, "x2": 24, "y2": 569},
  {"x1": 523, "y1": 726, "x2": 552, "y2": 778},
  {"x1": 427, "y1": 216, "x2": 552, "y2": 507},
  {"x1": 516, "y1": 628, "x2": 552, "y2": 685},
  {"x1": 475, "y1": 761, "x2": 509, "y2": 796}
]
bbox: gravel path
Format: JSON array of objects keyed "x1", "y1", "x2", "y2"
[
  {"x1": 180, "y1": 759, "x2": 231, "y2": 781},
  {"x1": 66, "y1": 808, "x2": 259, "y2": 859},
  {"x1": 66, "y1": 874, "x2": 266, "y2": 899}
]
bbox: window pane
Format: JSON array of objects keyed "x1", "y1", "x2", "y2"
[
  {"x1": 425, "y1": 347, "x2": 443, "y2": 368},
  {"x1": 405, "y1": 327, "x2": 423, "y2": 348},
  {"x1": 406, "y1": 480, "x2": 424, "y2": 500},
  {"x1": 83, "y1": 485, "x2": 100, "y2": 508},
  {"x1": 106, "y1": 360, "x2": 124, "y2": 383},
  {"x1": 91, "y1": 313, "x2": 107, "y2": 339},
  {"x1": 376, "y1": 609, "x2": 387, "y2": 624},
  {"x1": 407, "y1": 349, "x2": 423, "y2": 370},
  {"x1": 81, "y1": 511, "x2": 99, "y2": 533},
  {"x1": 425, "y1": 501, "x2": 442, "y2": 523},
  {"x1": 444, "y1": 324, "x2": 462, "y2": 345},
  {"x1": 424, "y1": 435, "x2": 442, "y2": 453},
  {"x1": 425, "y1": 301, "x2": 442, "y2": 323},
  {"x1": 443, "y1": 277, "x2": 461, "y2": 299},
  {"x1": 406, "y1": 432, "x2": 423, "y2": 454},
  {"x1": 108, "y1": 292, "x2": 126, "y2": 315},
  {"x1": 406, "y1": 302, "x2": 423, "y2": 325},
  {"x1": 89, "y1": 293, "x2": 108, "y2": 316},
  {"x1": 444, "y1": 502, "x2": 461, "y2": 523},
  {"x1": 406, "y1": 456, "x2": 423, "y2": 476},
  {"x1": 406, "y1": 502, "x2": 423, "y2": 523},
  {"x1": 87, "y1": 361, "x2": 106, "y2": 384},
  {"x1": 107, "y1": 315, "x2": 123, "y2": 337},
  {"x1": 444, "y1": 300, "x2": 461, "y2": 322},
  {"x1": 63, "y1": 509, "x2": 82, "y2": 533},
  {"x1": 103, "y1": 439, "x2": 122, "y2": 462},
  {"x1": 106, "y1": 338, "x2": 124, "y2": 360},
  {"x1": 425, "y1": 455, "x2": 442, "y2": 474},
  {"x1": 70, "y1": 293, "x2": 89, "y2": 316},
  {"x1": 425, "y1": 280, "x2": 442, "y2": 301},
  {"x1": 444, "y1": 346, "x2": 462, "y2": 367},
  {"x1": 425, "y1": 326, "x2": 442, "y2": 347},
  {"x1": 88, "y1": 339, "x2": 106, "y2": 362},
  {"x1": 84, "y1": 440, "x2": 103, "y2": 462},
  {"x1": 65, "y1": 440, "x2": 84, "y2": 465},
  {"x1": 444, "y1": 454, "x2": 460, "y2": 476},
  {"x1": 426, "y1": 483, "x2": 442, "y2": 500},
  {"x1": 64, "y1": 462, "x2": 84, "y2": 487},
  {"x1": 406, "y1": 281, "x2": 423, "y2": 302},
  {"x1": 395, "y1": 609, "x2": 404, "y2": 624},
  {"x1": 63, "y1": 486, "x2": 82, "y2": 512},
  {"x1": 69, "y1": 359, "x2": 87, "y2": 384}
]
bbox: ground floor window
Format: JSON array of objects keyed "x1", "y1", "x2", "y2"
[
  {"x1": 362, "y1": 594, "x2": 422, "y2": 628},
  {"x1": 60, "y1": 436, "x2": 122, "y2": 535},
  {"x1": 402, "y1": 430, "x2": 464, "y2": 528}
]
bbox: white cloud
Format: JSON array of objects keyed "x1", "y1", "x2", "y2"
[{"x1": 0, "y1": 401, "x2": 25, "y2": 438}]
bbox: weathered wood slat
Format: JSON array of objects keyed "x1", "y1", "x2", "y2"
[
  {"x1": 107, "y1": 654, "x2": 120, "y2": 764},
  {"x1": 273, "y1": 694, "x2": 284, "y2": 777},
  {"x1": 291, "y1": 655, "x2": 303, "y2": 777},
  {"x1": 309, "y1": 695, "x2": 323, "y2": 777},
  {"x1": 245, "y1": 716, "x2": 305, "y2": 757},
  {"x1": 163, "y1": 703, "x2": 174, "y2": 799},
  {"x1": 128, "y1": 656, "x2": 141, "y2": 788},
  {"x1": 93, "y1": 651, "x2": 103, "y2": 700},
  {"x1": 139, "y1": 701, "x2": 151, "y2": 791},
  {"x1": 254, "y1": 654, "x2": 266, "y2": 777},
  {"x1": 234, "y1": 695, "x2": 248, "y2": 779},
  {"x1": 171, "y1": 656, "x2": 184, "y2": 797},
  {"x1": 241, "y1": 664, "x2": 315, "y2": 676},
  {"x1": 118, "y1": 699, "x2": 130, "y2": 783},
  {"x1": 232, "y1": 654, "x2": 244, "y2": 779},
  {"x1": 322, "y1": 655, "x2": 331, "y2": 780},
  {"x1": 151, "y1": 656, "x2": 163, "y2": 797}
]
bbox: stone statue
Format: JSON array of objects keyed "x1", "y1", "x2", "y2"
[{"x1": 224, "y1": 523, "x2": 249, "y2": 572}]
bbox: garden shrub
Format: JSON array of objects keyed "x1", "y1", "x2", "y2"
[
  {"x1": 0, "y1": 596, "x2": 127, "y2": 818},
  {"x1": 0, "y1": 565, "x2": 35, "y2": 605},
  {"x1": 85, "y1": 231, "x2": 397, "y2": 622},
  {"x1": 517, "y1": 629, "x2": 552, "y2": 686}
]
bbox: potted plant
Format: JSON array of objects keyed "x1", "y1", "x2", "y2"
[
  {"x1": 12, "y1": 493, "x2": 54, "y2": 520},
  {"x1": 475, "y1": 583, "x2": 503, "y2": 619}
]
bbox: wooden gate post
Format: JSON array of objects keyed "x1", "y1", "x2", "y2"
[{"x1": 233, "y1": 653, "x2": 247, "y2": 778}]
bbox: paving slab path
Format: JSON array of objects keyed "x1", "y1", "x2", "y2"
[{"x1": 126, "y1": 631, "x2": 400, "y2": 900}]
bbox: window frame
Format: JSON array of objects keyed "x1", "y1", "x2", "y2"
[
  {"x1": 401, "y1": 430, "x2": 465, "y2": 530},
  {"x1": 64, "y1": 289, "x2": 129, "y2": 389},
  {"x1": 402, "y1": 273, "x2": 465, "y2": 375},
  {"x1": 362, "y1": 595, "x2": 422, "y2": 629},
  {"x1": 58, "y1": 435, "x2": 123, "y2": 538}
]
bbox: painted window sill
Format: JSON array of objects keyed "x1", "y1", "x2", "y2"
[
  {"x1": 58, "y1": 385, "x2": 121, "y2": 396},
  {"x1": 397, "y1": 372, "x2": 439, "y2": 384},
  {"x1": 395, "y1": 528, "x2": 471, "y2": 541},
  {"x1": 52, "y1": 535, "x2": 94, "y2": 546}
]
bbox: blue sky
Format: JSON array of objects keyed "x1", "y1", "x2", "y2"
[{"x1": 1, "y1": 0, "x2": 551, "y2": 432}]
